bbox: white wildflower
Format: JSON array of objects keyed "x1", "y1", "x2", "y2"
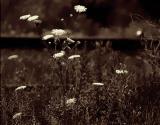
[
  {"x1": 74, "y1": 5, "x2": 87, "y2": 13},
  {"x1": 115, "y1": 70, "x2": 128, "y2": 74},
  {"x1": 136, "y1": 30, "x2": 142, "y2": 36},
  {"x1": 92, "y1": 83, "x2": 104, "y2": 86},
  {"x1": 42, "y1": 34, "x2": 53, "y2": 40},
  {"x1": 51, "y1": 29, "x2": 67, "y2": 36},
  {"x1": 66, "y1": 98, "x2": 76, "y2": 105},
  {"x1": 66, "y1": 37, "x2": 75, "y2": 43},
  {"x1": 8, "y1": 55, "x2": 18, "y2": 60},
  {"x1": 12, "y1": 112, "x2": 22, "y2": 119},
  {"x1": 15, "y1": 86, "x2": 27, "y2": 91},
  {"x1": 68, "y1": 55, "x2": 80, "y2": 60},
  {"x1": 33, "y1": 19, "x2": 42, "y2": 24},
  {"x1": 27, "y1": 15, "x2": 39, "y2": 21},
  {"x1": 53, "y1": 51, "x2": 65, "y2": 58},
  {"x1": 19, "y1": 14, "x2": 31, "y2": 20}
]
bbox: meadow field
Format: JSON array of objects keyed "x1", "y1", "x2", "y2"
[{"x1": 1, "y1": 39, "x2": 160, "y2": 125}]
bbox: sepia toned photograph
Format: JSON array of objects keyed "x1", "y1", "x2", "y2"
[{"x1": 1, "y1": 0, "x2": 160, "y2": 125}]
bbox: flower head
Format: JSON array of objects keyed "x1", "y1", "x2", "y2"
[
  {"x1": 27, "y1": 15, "x2": 39, "y2": 22},
  {"x1": 53, "y1": 51, "x2": 65, "y2": 59},
  {"x1": 42, "y1": 34, "x2": 53, "y2": 40},
  {"x1": 66, "y1": 98, "x2": 76, "y2": 105},
  {"x1": 15, "y1": 86, "x2": 27, "y2": 91},
  {"x1": 74, "y1": 5, "x2": 87, "y2": 13},
  {"x1": 51, "y1": 29, "x2": 67, "y2": 36},
  {"x1": 68, "y1": 55, "x2": 80, "y2": 60},
  {"x1": 8, "y1": 55, "x2": 18, "y2": 60},
  {"x1": 12, "y1": 112, "x2": 22, "y2": 119},
  {"x1": 20, "y1": 14, "x2": 31, "y2": 20},
  {"x1": 92, "y1": 82, "x2": 104, "y2": 86},
  {"x1": 115, "y1": 69, "x2": 128, "y2": 74}
]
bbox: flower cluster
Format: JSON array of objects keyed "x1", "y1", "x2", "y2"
[
  {"x1": 15, "y1": 86, "x2": 27, "y2": 91},
  {"x1": 92, "y1": 82, "x2": 104, "y2": 86},
  {"x1": 8, "y1": 55, "x2": 18, "y2": 60},
  {"x1": 115, "y1": 69, "x2": 128, "y2": 74},
  {"x1": 53, "y1": 51, "x2": 65, "y2": 59},
  {"x1": 74, "y1": 5, "x2": 87, "y2": 13},
  {"x1": 66, "y1": 98, "x2": 76, "y2": 105},
  {"x1": 19, "y1": 14, "x2": 40, "y2": 23},
  {"x1": 51, "y1": 29, "x2": 67, "y2": 36},
  {"x1": 68, "y1": 55, "x2": 80, "y2": 60},
  {"x1": 12, "y1": 112, "x2": 22, "y2": 119}
]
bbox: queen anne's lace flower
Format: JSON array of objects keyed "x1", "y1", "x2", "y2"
[
  {"x1": 20, "y1": 14, "x2": 31, "y2": 20},
  {"x1": 42, "y1": 34, "x2": 54, "y2": 40},
  {"x1": 12, "y1": 112, "x2": 22, "y2": 119},
  {"x1": 51, "y1": 29, "x2": 67, "y2": 36},
  {"x1": 92, "y1": 83, "x2": 104, "y2": 86},
  {"x1": 115, "y1": 70, "x2": 128, "y2": 74},
  {"x1": 68, "y1": 55, "x2": 80, "y2": 59},
  {"x1": 15, "y1": 86, "x2": 27, "y2": 91},
  {"x1": 74, "y1": 5, "x2": 87, "y2": 13},
  {"x1": 27, "y1": 15, "x2": 39, "y2": 21},
  {"x1": 66, "y1": 98, "x2": 76, "y2": 105},
  {"x1": 53, "y1": 51, "x2": 65, "y2": 58},
  {"x1": 8, "y1": 55, "x2": 18, "y2": 60}
]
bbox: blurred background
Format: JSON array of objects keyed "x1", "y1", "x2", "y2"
[{"x1": 0, "y1": 0, "x2": 160, "y2": 38}]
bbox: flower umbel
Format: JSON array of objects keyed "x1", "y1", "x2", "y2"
[
  {"x1": 42, "y1": 34, "x2": 54, "y2": 40},
  {"x1": 20, "y1": 14, "x2": 31, "y2": 20},
  {"x1": 15, "y1": 86, "x2": 27, "y2": 91},
  {"x1": 12, "y1": 112, "x2": 22, "y2": 119},
  {"x1": 66, "y1": 98, "x2": 76, "y2": 105},
  {"x1": 51, "y1": 29, "x2": 67, "y2": 36},
  {"x1": 27, "y1": 15, "x2": 39, "y2": 22},
  {"x1": 74, "y1": 5, "x2": 87, "y2": 13},
  {"x1": 115, "y1": 69, "x2": 128, "y2": 74},
  {"x1": 68, "y1": 55, "x2": 80, "y2": 60},
  {"x1": 53, "y1": 51, "x2": 65, "y2": 58},
  {"x1": 92, "y1": 83, "x2": 104, "y2": 86},
  {"x1": 8, "y1": 55, "x2": 18, "y2": 60}
]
